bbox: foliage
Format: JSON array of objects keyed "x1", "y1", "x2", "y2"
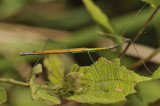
[
  {"x1": 82, "y1": 0, "x2": 115, "y2": 34},
  {"x1": 44, "y1": 55, "x2": 65, "y2": 84},
  {"x1": 127, "y1": 80, "x2": 160, "y2": 106},
  {"x1": 152, "y1": 67, "x2": 160, "y2": 79},
  {"x1": 29, "y1": 64, "x2": 60, "y2": 104},
  {"x1": 27, "y1": 57, "x2": 160, "y2": 104},
  {"x1": 0, "y1": 57, "x2": 160, "y2": 104},
  {"x1": 64, "y1": 57, "x2": 151, "y2": 104},
  {"x1": 0, "y1": 87, "x2": 7, "y2": 104},
  {"x1": 19, "y1": 57, "x2": 160, "y2": 104}
]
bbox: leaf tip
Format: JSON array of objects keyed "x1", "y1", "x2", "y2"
[{"x1": 151, "y1": 66, "x2": 160, "y2": 80}]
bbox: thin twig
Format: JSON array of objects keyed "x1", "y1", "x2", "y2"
[
  {"x1": 119, "y1": 6, "x2": 160, "y2": 58},
  {"x1": 129, "y1": 48, "x2": 160, "y2": 69},
  {"x1": 0, "y1": 78, "x2": 29, "y2": 86}
]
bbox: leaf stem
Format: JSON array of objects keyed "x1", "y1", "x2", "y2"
[
  {"x1": 0, "y1": 78, "x2": 29, "y2": 87},
  {"x1": 129, "y1": 48, "x2": 160, "y2": 69},
  {"x1": 119, "y1": 6, "x2": 160, "y2": 58}
]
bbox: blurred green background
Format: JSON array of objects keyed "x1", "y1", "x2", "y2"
[{"x1": 0, "y1": 0, "x2": 160, "y2": 106}]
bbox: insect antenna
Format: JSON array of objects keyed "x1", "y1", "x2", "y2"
[{"x1": 120, "y1": 2, "x2": 148, "y2": 37}]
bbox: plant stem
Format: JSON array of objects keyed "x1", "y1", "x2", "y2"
[
  {"x1": 0, "y1": 78, "x2": 29, "y2": 87},
  {"x1": 119, "y1": 6, "x2": 160, "y2": 58},
  {"x1": 129, "y1": 48, "x2": 160, "y2": 69}
]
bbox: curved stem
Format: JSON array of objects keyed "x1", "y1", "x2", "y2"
[{"x1": 0, "y1": 78, "x2": 29, "y2": 87}]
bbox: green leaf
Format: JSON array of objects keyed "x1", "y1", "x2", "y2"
[
  {"x1": 64, "y1": 57, "x2": 151, "y2": 104},
  {"x1": 151, "y1": 66, "x2": 160, "y2": 79},
  {"x1": 44, "y1": 55, "x2": 65, "y2": 84},
  {"x1": 30, "y1": 84, "x2": 60, "y2": 104},
  {"x1": 29, "y1": 64, "x2": 43, "y2": 100},
  {"x1": 142, "y1": 0, "x2": 160, "y2": 8},
  {"x1": 127, "y1": 80, "x2": 160, "y2": 106},
  {"x1": 82, "y1": 0, "x2": 115, "y2": 33},
  {"x1": 29, "y1": 64, "x2": 60, "y2": 104},
  {"x1": 0, "y1": 87, "x2": 7, "y2": 104},
  {"x1": 35, "y1": 88, "x2": 60, "y2": 104}
]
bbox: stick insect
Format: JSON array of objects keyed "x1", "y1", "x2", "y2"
[
  {"x1": 19, "y1": 35, "x2": 128, "y2": 89},
  {"x1": 19, "y1": 32, "x2": 151, "y2": 74}
]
